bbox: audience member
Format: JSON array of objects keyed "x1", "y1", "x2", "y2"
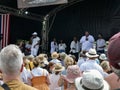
[
  {"x1": 49, "y1": 63, "x2": 64, "y2": 90},
  {"x1": 80, "y1": 48, "x2": 105, "y2": 77},
  {"x1": 28, "y1": 60, "x2": 50, "y2": 90},
  {"x1": 0, "y1": 45, "x2": 36, "y2": 90},
  {"x1": 50, "y1": 52, "x2": 61, "y2": 64},
  {"x1": 105, "y1": 32, "x2": 120, "y2": 90},
  {"x1": 75, "y1": 70, "x2": 110, "y2": 90}
]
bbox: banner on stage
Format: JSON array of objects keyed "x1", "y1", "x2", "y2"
[{"x1": 17, "y1": 0, "x2": 68, "y2": 8}]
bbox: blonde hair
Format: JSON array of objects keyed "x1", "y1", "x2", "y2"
[
  {"x1": 64, "y1": 56, "x2": 74, "y2": 67},
  {"x1": 100, "y1": 61, "x2": 110, "y2": 72}
]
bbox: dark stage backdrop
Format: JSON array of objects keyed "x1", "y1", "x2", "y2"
[{"x1": 9, "y1": 0, "x2": 120, "y2": 52}]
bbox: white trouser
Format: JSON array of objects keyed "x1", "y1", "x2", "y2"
[{"x1": 31, "y1": 47, "x2": 39, "y2": 56}]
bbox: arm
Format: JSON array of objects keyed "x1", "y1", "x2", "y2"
[{"x1": 88, "y1": 35, "x2": 95, "y2": 43}]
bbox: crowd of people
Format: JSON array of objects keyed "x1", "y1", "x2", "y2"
[{"x1": 0, "y1": 32, "x2": 120, "y2": 90}]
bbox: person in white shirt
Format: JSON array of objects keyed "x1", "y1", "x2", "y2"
[
  {"x1": 80, "y1": 31, "x2": 95, "y2": 52},
  {"x1": 80, "y1": 48, "x2": 105, "y2": 77},
  {"x1": 58, "y1": 40, "x2": 67, "y2": 53},
  {"x1": 30, "y1": 32, "x2": 40, "y2": 56},
  {"x1": 50, "y1": 38, "x2": 58, "y2": 54},
  {"x1": 96, "y1": 34, "x2": 106, "y2": 54},
  {"x1": 77, "y1": 51, "x2": 87, "y2": 67},
  {"x1": 70, "y1": 36, "x2": 80, "y2": 61}
]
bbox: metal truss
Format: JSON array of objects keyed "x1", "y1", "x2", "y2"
[{"x1": 0, "y1": 5, "x2": 44, "y2": 21}]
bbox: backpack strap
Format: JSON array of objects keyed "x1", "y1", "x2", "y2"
[{"x1": 1, "y1": 83, "x2": 10, "y2": 90}]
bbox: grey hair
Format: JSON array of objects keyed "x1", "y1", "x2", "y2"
[{"x1": 0, "y1": 44, "x2": 23, "y2": 75}]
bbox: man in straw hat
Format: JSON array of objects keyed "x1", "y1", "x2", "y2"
[
  {"x1": 30, "y1": 32, "x2": 40, "y2": 56},
  {"x1": 105, "y1": 32, "x2": 120, "y2": 90},
  {"x1": 80, "y1": 48, "x2": 105, "y2": 77},
  {"x1": 0, "y1": 45, "x2": 36, "y2": 90},
  {"x1": 75, "y1": 70, "x2": 110, "y2": 90}
]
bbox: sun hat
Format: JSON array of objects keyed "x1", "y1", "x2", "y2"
[
  {"x1": 53, "y1": 63, "x2": 65, "y2": 72},
  {"x1": 86, "y1": 48, "x2": 99, "y2": 58},
  {"x1": 32, "y1": 32, "x2": 37, "y2": 35},
  {"x1": 75, "y1": 70, "x2": 110, "y2": 90},
  {"x1": 99, "y1": 54, "x2": 107, "y2": 60},
  {"x1": 37, "y1": 54, "x2": 49, "y2": 65},
  {"x1": 64, "y1": 65, "x2": 81, "y2": 83},
  {"x1": 51, "y1": 52, "x2": 59, "y2": 59},
  {"x1": 107, "y1": 32, "x2": 120, "y2": 69}
]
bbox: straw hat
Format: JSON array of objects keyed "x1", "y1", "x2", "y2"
[
  {"x1": 75, "y1": 70, "x2": 110, "y2": 90},
  {"x1": 86, "y1": 48, "x2": 99, "y2": 58},
  {"x1": 64, "y1": 65, "x2": 81, "y2": 83},
  {"x1": 53, "y1": 63, "x2": 65, "y2": 72},
  {"x1": 51, "y1": 52, "x2": 59, "y2": 59}
]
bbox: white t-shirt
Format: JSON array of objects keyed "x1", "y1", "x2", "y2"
[
  {"x1": 70, "y1": 41, "x2": 80, "y2": 53},
  {"x1": 58, "y1": 43, "x2": 66, "y2": 51},
  {"x1": 28, "y1": 67, "x2": 48, "y2": 79},
  {"x1": 49, "y1": 73, "x2": 61, "y2": 90},
  {"x1": 96, "y1": 39, "x2": 105, "y2": 51},
  {"x1": 50, "y1": 41, "x2": 58, "y2": 54}
]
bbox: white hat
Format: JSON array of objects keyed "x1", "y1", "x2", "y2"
[
  {"x1": 86, "y1": 48, "x2": 99, "y2": 58},
  {"x1": 32, "y1": 32, "x2": 37, "y2": 35},
  {"x1": 75, "y1": 70, "x2": 110, "y2": 90},
  {"x1": 99, "y1": 54, "x2": 107, "y2": 60}
]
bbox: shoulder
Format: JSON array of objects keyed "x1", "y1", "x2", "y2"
[
  {"x1": 22, "y1": 83, "x2": 37, "y2": 90},
  {"x1": 0, "y1": 87, "x2": 4, "y2": 90}
]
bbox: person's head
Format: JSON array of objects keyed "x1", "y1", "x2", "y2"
[
  {"x1": 53, "y1": 38, "x2": 56, "y2": 42},
  {"x1": 75, "y1": 70, "x2": 110, "y2": 90},
  {"x1": 47, "y1": 62, "x2": 55, "y2": 73},
  {"x1": 86, "y1": 48, "x2": 99, "y2": 60},
  {"x1": 0, "y1": 45, "x2": 23, "y2": 76},
  {"x1": 64, "y1": 56, "x2": 74, "y2": 68},
  {"x1": 53, "y1": 63, "x2": 65, "y2": 75},
  {"x1": 32, "y1": 32, "x2": 37, "y2": 38},
  {"x1": 80, "y1": 51, "x2": 87, "y2": 58},
  {"x1": 99, "y1": 54, "x2": 107, "y2": 61},
  {"x1": 59, "y1": 52, "x2": 66, "y2": 60},
  {"x1": 33, "y1": 59, "x2": 39, "y2": 68},
  {"x1": 73, "y1": 36, "x2": 77, "y2": 41},
  {"x1": 98, "y1": 33, "x2": 103, "y2": 39},
  {"x1": 60, "y1": 40, "x2": 63, "y2": 43},
  {"x1": 27, "y1": 55, "x2": 34, "y2": 61},
  {"x1": 85, "y1": 31, "x2": 89, "y2": 37},
  {"x1": 51, "y1": 52, "x2": 59, "y2": 59},
  {"x1": 107, "y1": 32, "x2": 120, "y2": 78},
  {"x1": 100, "y1": 61, "x2": 111, "y2": 73},
  {"x1": 64, "y1": 65, "x2": 81, "y2": 84}
]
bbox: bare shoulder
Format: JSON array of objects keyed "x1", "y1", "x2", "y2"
[
  {"x1": 23, "y1": 84, "x2": 37, "y2": 90},
  {"x1": 0, "y1": 86, "x2": 4, "y2": 90}
]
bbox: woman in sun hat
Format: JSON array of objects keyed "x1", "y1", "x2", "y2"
[
  {"x1": 58, "y1": 65, "x2": 82, "y2": 90},
  {"x1": 75, "y1": 70, "x2": 110, "y2": 90},
  {"x1": 49, "y1": 63, "x2": 65, "y2": 90},
  {"x1": 80, "y1": 48, "x2": 105, "y2": 77}
]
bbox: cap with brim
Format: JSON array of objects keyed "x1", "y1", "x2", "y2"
[
  {"x1": 99, "y1": 54, "x2": 107, "y2": 60},
  {"x1": 32, "y1": 32, "x2": 37, "y2": 35}
]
